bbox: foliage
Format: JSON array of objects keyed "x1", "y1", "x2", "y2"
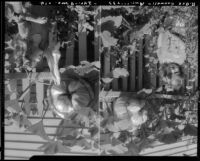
[
  {"x1": 4, "y1": 5, "x2": 198, "y2": 156},
  {"x1": 5, "y1": 5, "x2": 97, "y2": 72},
  {"x1": 99, "y1": 7, "x2": 198, "y2": 155},
  {"x1": 100, "y1": 91, "x2": 198, "y2": 155}
]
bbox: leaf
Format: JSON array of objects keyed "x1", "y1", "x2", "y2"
[
  {"x1": 101, "y1": 116, "x2": 115, "y2": 128},
  {"x1": 5, "y1": 100, "x2": 22, "y2": 113},
  {"x1": 76, "y1": 138, "x2": 92, "y2": 150},
  {"x1": 74, "y1": 113, "x2": 90, "y2": 127},
  {"x1": 183, "y1": 124, "x2": 197, "y2": 136},
  {"x1": 159, "y1": 130, "x2": 181, "y2": 144},
  {"x1": 106, "y1": 143, "x2": 127, "y2": 155},
  {"x1": 106, "y1": 123, "x2": 120, "y2": 133},
  {"x1": 137, "y1": 138, "x2": 155, "y2": 152},
  {"x1": 39, "y1": 141, "x2": 70, "y2": 154},
  {"x1": 137, "y1": 88, "x2": 152, "y2": 94},
  {"x1": 101, "y1": 16, "x2": 123, "y2": 28},
  {"x1": 100, "y1": 133, "x2": 112, "y2": 145},
  {"x1": 106, "y1": 119, "x2": 133, "y2": 132},
  {"x1": 186, "y1": 86, "x2": 193, "y2": 90},
  {"x1": 107, "y1": 149, "x2": 121, "y2": 155},
  {"x1": 167, "y1": 120, "x2": 180, "y2": 128},
  {"x1": 102, "y1": 77, "x2": 113, "y2": 84},
  {"x1": 115, "y1": 119, "x2": 133, "y2": 131},
  {"x1": 27, "y1": 120, "x2": 50, "y2": 141},
  {"x1": 7, "y1": 79, "x2": 17, "y2": 92},
  {"x1": 80, "y1": 61, "x2": 90, "y2": 65},
  {"x1": 126, "y1": 141, "x2": 140, "y2": 156},
  {"x1": 156, "y1": 86, "x2": 163, "y2": 92},
  {"x1": 101, "y1": 30, "x2": 118, "y2": 48},
  {"x1": 62, "y1": 136, "x2": 77, "y2": 147},
  {"x1": 100, "y1": 150, "x2": 108, "y2": 155},
  {"x1": 188, "y1": 78, "x2": 196, "y2": 82},
  {"x1": 111, "y1": 137, "x2": 122, "y2": 146},
  {"x1": 56, "y1": 120, "x2": 79, "y2": 139},
  {"x1": 89, "y1": 126, "x2": 99, "y2": 138},
  {"x1": 73, "y1": 62, "x2": 99, "y2": 77},
  {"x1": 112, "y1": 68, "x2": 129, "y2": 78},
  {"x1": 91, "y1": 61, "x2": 100, "y2": 69},
  {"x1": 127, "y1": 41, "x2": 138, "y2": 53},
  {"x1": 5, "y1": 85, "x2": 13, "y2": 95}
]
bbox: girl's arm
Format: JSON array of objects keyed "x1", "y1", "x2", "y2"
[{"x1": 24, "y1": 16, "x2": 48, "y2": 24}]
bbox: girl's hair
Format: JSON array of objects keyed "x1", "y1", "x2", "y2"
[
  {"x1": 159, "y1": 62, "x2": 184, "y2": 79},
  {"x1": 159, "y1": 62, "x2": 185, "y2": 92},
  {"x1": 5, "y1": 4, "x2": 14, "y2": 20}
]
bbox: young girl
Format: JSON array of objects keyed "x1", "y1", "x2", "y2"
[
  {"x1": 5, "y1": 2, "x2": 47, "y2": 39},
  {"x1": 157, "y1": 28, "x2": 186, "y2": 92},
  {"x1": 5, "y1": 2, "x2": 49, "y2": 68}
]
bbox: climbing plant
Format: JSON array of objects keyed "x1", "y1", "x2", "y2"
[
  {"x1": 4, "y1": 5, "x2": 198, "y2": 156},
  {"x1": 100, "y1": 6, "x2": 198, "y2": 89},
  {"x1": 99, "y1": 6, "x2": 198, "y2": 155}
]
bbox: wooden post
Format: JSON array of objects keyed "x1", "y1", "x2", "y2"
[
  {"x1": 129, "y1": 52, "x2": 136, "y2": 92},
  {"x1": 103, "y1": 49, "x2": 111, "y2": 90},
  {"x1": 36, "y1": 81, "x2": 44, "y2": 115},
  {"x1": 145, "y1": 35, "x2": 157, "y2": 89},
  {"x1": 78, "y1": 15, "x2": 87, "y2": 62},
  {"x1": 22, "y1": 78, "x2": 30, "y2": 103},
  {"x1": 122, "y1": 57, "x2": 128, "y2": 91},
  {"x1": 94, "y1": 10, "x2": 101, "y2": 61},
  {"x1": 17, "y1": 79, "x2": 23, "y2": 99},
  {"x1": 186, "y1": 64, "x2": 190, "y2": 93},
  {"x1": 111, "y1": 55, "x2": 118, "y2": 91},
  {"x1": 66, "y1": 39, "x2": 74, "y2": 66},
  {"x1": 138, "y1": 39, "x2": 143, "y2": 90}
]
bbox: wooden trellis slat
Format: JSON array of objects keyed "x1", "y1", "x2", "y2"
[
  {"x1": 145, "y1": 35, "x2": 157, "y2": 89},
  {"x1": 103, "y1": 50, "x2": 111, "y2": 90},
  {"x1": 66, "y1": 40, "x2": 75, "y2": 66},
  {"x1": 111, "y1": 54, "x2": 118, "y2": 91},
  {"x1": 94, "y1": 13, "x2": 101, "y2": 61},
  {"x1": 78, "y1": 15, "x2": 87, "y2": 62},
  {"x1": 129, "y1": 52, "x2": 136, "y2": 92},
  {"x1": 138, "y1": 39, "x2": 143, "y2": 91},
  {"x1": 122, "y1": 57, "x2": 128, "y2": 91}
]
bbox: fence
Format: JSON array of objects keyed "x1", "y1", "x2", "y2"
[{"x1": 101, "y1": 35, "x2": 198, "y2": 93}]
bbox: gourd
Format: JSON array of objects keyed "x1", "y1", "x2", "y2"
[
  {"x1": 113, "y1": 96, "x2": 147, "y2": 131},
  {"x1": 47, "y1": 77, "x2": 94, "y2": 119}
]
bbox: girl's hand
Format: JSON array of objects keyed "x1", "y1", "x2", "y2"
[{"x1": 35, "y1": 17, "x2": 48, "y2": 24}]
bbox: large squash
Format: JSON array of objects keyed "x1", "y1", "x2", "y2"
[
  {"x1": 113, "y1": 96, "x2": 147, "y2": 131},
  {"x1": 47, "y1": 76, "x2": 94, "y2": 119}
]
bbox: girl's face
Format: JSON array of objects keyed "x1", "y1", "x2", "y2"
[{"x1": 160, "y1": 63, "x2": 184, "y2": 91}]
